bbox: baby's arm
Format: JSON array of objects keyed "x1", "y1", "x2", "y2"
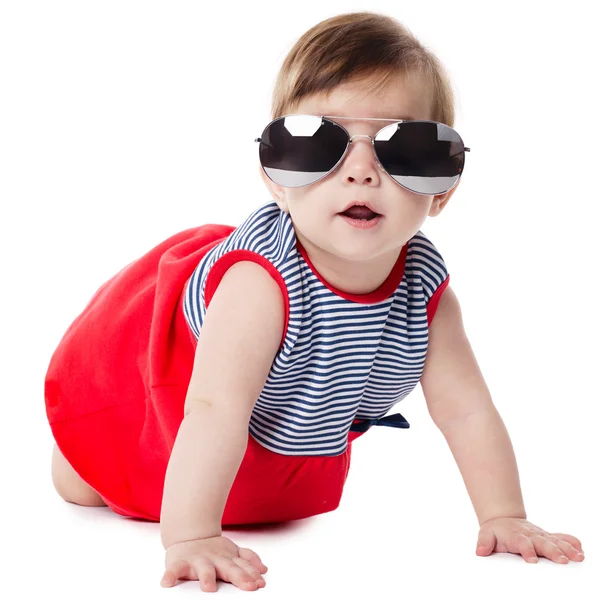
[
  {"x1": 159, "y1": 261, "x2": 285, "y2": 590},
  {"x1": 421, "y1": 284, "x2": 525, "y2": 523},
  {"x1": 420, "y1": 284, "x2": 584, "y2": 564}
]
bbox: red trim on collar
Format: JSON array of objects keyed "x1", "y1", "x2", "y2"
[{"x1": 295, "y1": 240, "x2": 408, "y2": 304}]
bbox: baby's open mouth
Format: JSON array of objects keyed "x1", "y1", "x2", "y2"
[{"x1": 339, "y1": 205, "x2": 381, "y2": 220}]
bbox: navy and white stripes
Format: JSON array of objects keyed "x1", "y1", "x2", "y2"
[{"x1": 183, "y1": 201, "x2": 448, "y2": 456}]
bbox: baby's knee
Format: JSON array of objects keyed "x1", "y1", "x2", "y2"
[{"x1": 51, "y1": 444, "x2": 107, "y2": 507}]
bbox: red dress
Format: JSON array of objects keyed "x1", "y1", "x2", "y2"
[{"x1": 44, "y1": 224, "x2": 370, "y2": 524}]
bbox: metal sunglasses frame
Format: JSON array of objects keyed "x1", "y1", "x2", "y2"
[{"x1": 255, "y1": 114, "x2": 470, "y2": 195}]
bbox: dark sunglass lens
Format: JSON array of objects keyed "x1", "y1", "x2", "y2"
[
  {"x1": 374, "y1": 121, "x2": 465, "y2": 194},
  {"x1": 259, "y1": 116, "x2": 348, "y2": 187}
]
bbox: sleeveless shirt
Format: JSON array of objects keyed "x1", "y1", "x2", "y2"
[{"x1": 183, "y1": 200, "x2": 449, "y2": 457}]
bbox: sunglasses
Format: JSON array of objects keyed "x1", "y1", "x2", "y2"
[{"x1": 255, "y1": 114, "x2": 470, "y2": 196}]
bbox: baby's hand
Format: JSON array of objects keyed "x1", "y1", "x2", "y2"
[
  {"x1": 160, "y1": 535, "x2": 268, "y2": 592},
  {"x1": 476, "y1": 517, "x2": 585, "y2": 564}
]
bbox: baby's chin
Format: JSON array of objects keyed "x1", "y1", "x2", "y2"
[
  {"x1": 293, "y1": 220, "x2": 407, "y2": 263},
  {"x1": 315, "y1": 237, "x2": 404, "y2": 265}
]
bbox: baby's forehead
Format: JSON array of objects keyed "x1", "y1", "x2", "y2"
[
  {"x1": 293, "y1": 104, "x2": 422, "y2": 125},
  {"x1": 294, "y1": 77, "x2": 431, "y2": 122}
]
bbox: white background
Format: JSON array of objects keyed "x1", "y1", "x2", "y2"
[{"x1": 1, "y1": 0, "x2": 599, "y2": 598}]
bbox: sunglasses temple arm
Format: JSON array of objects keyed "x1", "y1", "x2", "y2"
[{"x1": 255, "y1": 137, "x2": 277, "y2": 149}]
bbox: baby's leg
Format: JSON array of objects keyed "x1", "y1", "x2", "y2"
[{"x1": 51, "y1": 443, "x2": 107, "y2": 507}]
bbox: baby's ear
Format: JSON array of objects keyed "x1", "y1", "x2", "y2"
[
  {"x1": 428, "y1": 195, "x2": 447, "y2": 217},
  {"x1": 259, "y1": 164, "x2": 289, "y2": 213},
  {"x1": 428, "y1": 182, "x2": 460, "y2": 216},
  {"x1": 274, "y1": 195, "x2": 290, "y2": 213}
]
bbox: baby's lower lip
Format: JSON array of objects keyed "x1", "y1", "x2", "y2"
[{"x1": 338, "y1": 213, "x2": 383, "y2": 229}]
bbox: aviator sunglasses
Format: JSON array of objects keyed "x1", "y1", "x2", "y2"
[{"x1": 255, "y1": 114, "x2": 470, "y2": 196}]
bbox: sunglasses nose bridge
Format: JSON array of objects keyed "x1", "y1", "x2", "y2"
[
  {"x1": 345, "y1": 133, "x2": 385, "y2": 172},
  {"x1": 348, "y1": 134, "x2": 374, "y2": 144}
]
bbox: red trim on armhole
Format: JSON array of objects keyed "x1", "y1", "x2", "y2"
[
  {"x1": 204, "y1": 249, "x2": 290, "y2": 350},
  {"x1": 426, "y1": 274, "x2": 450, "y2": 326}
]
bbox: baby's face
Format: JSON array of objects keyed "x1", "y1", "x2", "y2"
[{"x1": 260, "y1": 73, "x2": 459, "y2": 267}]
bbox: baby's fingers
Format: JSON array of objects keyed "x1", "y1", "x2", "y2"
[
  {"x1": 530, "y1": 535, "x2": 571, "y2": 564},
  {"x1": 160, "y1": 559, "x2": 196, "y2": 587},
  {"x1": 161, "y1": 559, "x2": 218, "y2": 592},
  {"x1": 193, "y1": 561, "x2": 219, "y2": 593},
  {"x1": 215, "y1": 557, "x2": 261, "y2": 591},
  {"x1": 232, "y1": 556, "x2": 266, "y2": 588},
  {"x1": 516, "y1": 534, "x2": 571, "y2": 564},
  {"x1": 553, "y1": 538, "x2": 585, "y2": 562},
  {"x1": 238, "y1": 546, "x2": 269, "y2": 574},
  {"x1": 511, "y1": 534, "x2": 539, "y2": 563},
  {"x1": 553, "y1": 533, "x2": 584, "y2": 553}
]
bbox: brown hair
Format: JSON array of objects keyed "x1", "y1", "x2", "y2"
[{"x1": 270, "y1": 11, "x2": 456, "y2": 127}]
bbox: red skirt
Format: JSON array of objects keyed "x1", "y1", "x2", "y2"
[{"x1": 44, "y1": 224, "x2": 367, "y2": 524}]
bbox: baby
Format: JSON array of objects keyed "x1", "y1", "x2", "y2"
[{"x1": 45, "y1": 11, "x2": 585, "y2": 593}]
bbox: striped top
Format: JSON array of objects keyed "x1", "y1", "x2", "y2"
[{"x1": 183, "y1": 200, "x2": 449, "y2": 457}]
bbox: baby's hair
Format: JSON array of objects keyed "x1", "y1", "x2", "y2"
[{"x1": 271, "y1": 11, "x2": 456, "y2": 128}]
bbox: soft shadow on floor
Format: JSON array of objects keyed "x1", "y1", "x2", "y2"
[{"x1": 59, "y1": 499, "x2": 310, "y2": 537}]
